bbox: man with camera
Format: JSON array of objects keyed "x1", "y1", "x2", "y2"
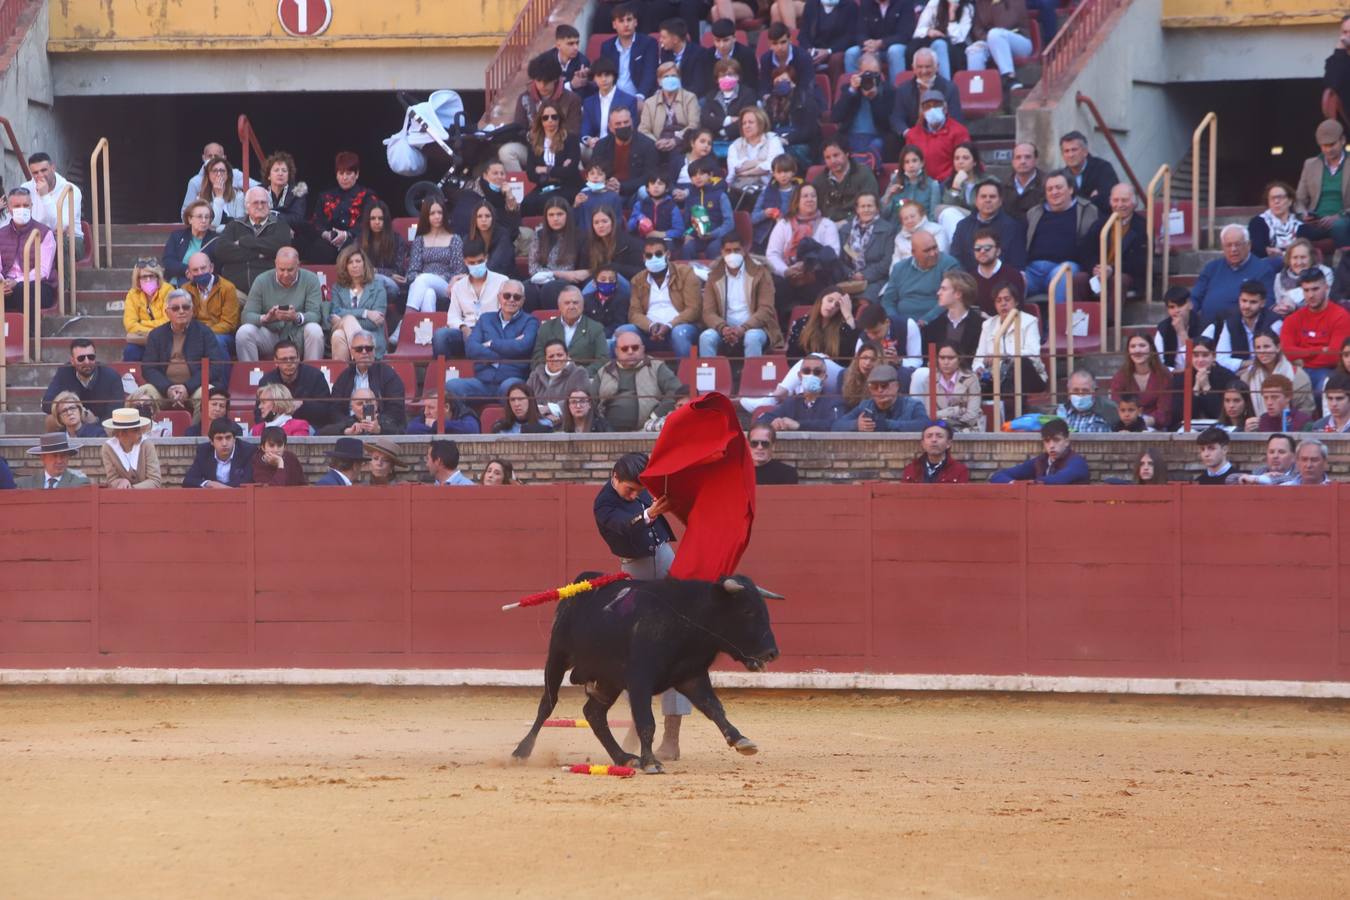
[
  {"x1": 330, "y1": 334, "x2": 408, "y2": 429},
  {"x1": 831, "y1": 53, "x2": 894, "y2": 163},
  {"x1": 319, "y1": 388, "x2": 403, "y2": 437}
]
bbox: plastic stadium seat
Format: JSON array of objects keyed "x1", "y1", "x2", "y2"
[
  {"x1": 479, "y1": 405, "x2": 505, "y2": 434},
  {"x1": 804, "y1": 164, "x2": 826, "y2": 185},
  {"x1": 586, "y1": 33, "x2": 607, "y2": 65},
  {"x1": 392, "y1": 216, "x2": 419, "y2": 242},
  {"x1": 880, "y1": 163, "x2": 898, "y2": 186},
  {"x1": 390, "y1": 311, "x2": 441, "y2": 359},
  {"x1": 1150, "y1": 200, "x2": 1195, "y2": 250},
  {"x1": 755, "y1": 27, "x2": 798, "y2": 59},
  {"x1": 1051, "y1": 297, "x2": 1102, "y2": 354},
  {"x1": 790, "y1": 304, "x2": 813, "y2": 323},
  {"x1": 814, "y1": 74, "x2": 832, "y2": 116},
  {"x1": 737, "y1": 354, "x2": 788, "y2": 396},
  {"x1": 894, "y1": 70, "x2": 914, "y2": 88},
  {"x1": 734, "y1": 210, "x2": 753, "y2": 248},
  {"x1": 678, "y1": 356, "x2": 733, "y2": 397},
  {"x1": 954, "y1": 70, "x2": 1003, "y2": 118},
  {"x1": 229, "y1": 361, "x2": 276, "y2": 400},
  {"x1": 108, "y1": 362, "x2": 144, "y2": 387},
  {"x1": 531, "y1": 310, "x2": 556, "y2": 323},
  {"x1": 302, "y1": 265, "x2": 337, "y2": 289},
  {"x1": 3, "y1": 313, "x2": 22, "y2": 361},
  {"x1": 154, "y1": 410, "x2": 191, "y2": 436}
]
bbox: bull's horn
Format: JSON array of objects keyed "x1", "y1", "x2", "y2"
[
  {"x1": 758, "y1": 587, "x2": 785, "y2": 600},
  {"x1": 721, "y1": 578, "x2": 745, "y2": 593}
]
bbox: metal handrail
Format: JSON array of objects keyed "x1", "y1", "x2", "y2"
[
  {"x1": 0, "y1": 114, "x2": 29, "y2": 180},
  {"x1": 484, "y1": 0, "x2": 555, "y2": 112},
  {"x1": 237, "y1": 114, "x2": 267, "y2": 192},
  {"x1": 1040, "y1": 0, "x2": 1129, "y2": 95},
  {"x1": 1045, "y1": 263, "x2": 1075, "y2": 407},
  {"x1": 1096, "y1": 210, "x2": 1123, "y2": 353},
  {"x1": 20, "y1": 228, "x2": 40, "y2": 363},
  {"x1": 1190, "y1": 113, "x2": 1217, "y2": 250},
  {"x1": 1074, "y1": 93, "x2": 1144, "y2": 200},
  {"x1": 1144, "y1": 164, "x2": 1172, "y2": 306},
  {"x1": 926, "y1": 343, "x2": 938, "y2": 419},
  {"x1": 1182, "y1": 339, "x2": 1195, "y2": 433},
  {"x1": 988, "y1": 308, "x2": 1026, "y2": 430},
  {"x1": 53, "y1": 183, "x2": 77, "y2": 317},
  {"x1": 89, "y1": 138, "x2": 111, "y2": 268}
]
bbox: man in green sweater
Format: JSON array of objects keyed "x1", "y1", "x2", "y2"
[
  {"x1": 1296, "y1": 118, "x2": 1350, "y2": 247},
  {"x1": 531, "y1": 286, "x2": 610, "y2": 375},
  {"x1": 236, "y1": 247, "x2": 325, "y2": 361},
  {"x1": 879, "y1": 229, "x2": 960, "y2": 325}
]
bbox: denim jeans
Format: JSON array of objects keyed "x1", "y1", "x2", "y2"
[
  {"x1": 432, "y1": 326, "x2": 467, "y2": 359},
  {"x1": 698, "y1": 327, "x2": 768, "y2": 358},
  {"x1": 1025, "y1": 260, "x2": 1081, "y2": 304},
  {"x1": 966, "y1": 28, "x2": 1034, "y2": 76},
  {"x1": 929, "y1": 39, "x2": 952, "y2": 80},
  {"x1": 844, "y1": 43, "x2": 907, "y2": 80},
  {"x1": 614, "y1": 322, "x2": 698, "y2": 358},
  {"x1": 214, "y1": 333, "x2": 236, "y2": 359},
  {"x1": 445, "y1": 374, "x2": 524, "y2": 401}
]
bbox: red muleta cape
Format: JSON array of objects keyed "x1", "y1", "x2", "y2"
[{"x1": 640, "y1": 392, "x2": 756, "y2": 580}]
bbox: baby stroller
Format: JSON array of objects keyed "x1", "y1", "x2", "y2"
[{"x1": 385, "y1": 89, "x2": 525, "y2": 216}]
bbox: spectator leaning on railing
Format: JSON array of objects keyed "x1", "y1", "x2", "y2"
[{"x1": 989, "y1": 418, "x2": 1090, "y2": 484}]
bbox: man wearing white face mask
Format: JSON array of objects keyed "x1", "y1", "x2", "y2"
[
  {"x1": 699, "y1": 235, "x2": 782, "y2": 359},
  {"x1": 903, "y1": 90, "x2": 971, "y2": 183},
  {"x1": 0, "y1": 187, "x2": 57, "y2": 318}
]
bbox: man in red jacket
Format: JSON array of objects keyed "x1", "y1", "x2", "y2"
[
  {"x1": 901, "y1": 420, "x2": 971, "y2": 483},
  {"x1": 903, "y1": 90, "x2": 971, "y2": 183},
  {"x1": 1281, "y1": 268, "x2": 1350, "y2": 397}
]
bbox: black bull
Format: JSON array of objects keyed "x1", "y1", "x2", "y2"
[{"x1": 512, "y1": 574, "x2": 781, "y2": 774}]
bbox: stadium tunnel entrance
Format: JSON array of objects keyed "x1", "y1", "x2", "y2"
[{"x1": 55, "y1": 90, "x2": 488, "y2": 224}]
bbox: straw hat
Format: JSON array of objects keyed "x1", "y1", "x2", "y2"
[{"x1": 102, "y1": 407, "x2": 152, "y2": 430}]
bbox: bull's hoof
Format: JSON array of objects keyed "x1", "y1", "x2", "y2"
[
  {"x1": 731, "y1": 737, "x2": 759, "y2": 755},
  {"x1": 617, "y1": 753, "x2": 642, "y2": 768},
  {"x1": 641, "y1": 760, "x2": 665, "y2": 775}
]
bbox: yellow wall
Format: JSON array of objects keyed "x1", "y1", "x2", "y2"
[
  {"x1": 1163, "y1": 0, "x2": 1344, "y2": 28},
  {"x1": 49, "y1": 0, "x2": 527, "y2": 52}
]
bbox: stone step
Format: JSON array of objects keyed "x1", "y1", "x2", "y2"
[
  {"x1": 0, "y1": 412, "x2": 48, "y2": 436},
  {"x1": 1, "y1": 386, "x2": 48, "y2": 414},
  {"x1": 39, "y1": 335, "x2": 126, "y2": 363},
  {"x1": 70, "y1": 289, "x2": 127, "y2": 317},
  {"x1": 967, "y1": 115, "x2": 1014, "y2": 140},
  {"x1": 1173, "y1": 249, "x2": 1223, "y2": 272},
  {"x1": 42, "y1": 315, "x2": 127, "y2": 338},
  {"x1": 111, "y1": 223, "x2": 179, "y2": 238},
  {"x1": 112, "y1": 244, "x2": 170, "y2": 267},
  {"x1": 77, "y1": 267, "x2": 138, "y2": 290}
]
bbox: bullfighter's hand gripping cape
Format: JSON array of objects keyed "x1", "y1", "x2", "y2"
[{"x1": 640, "y1": 392, "x2": 756, "y2": 581}]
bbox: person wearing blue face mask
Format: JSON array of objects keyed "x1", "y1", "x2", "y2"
[
  {"x1": 765, "y1": 353, "x2": 843, "y2": 432},
  {"x1": 1055, "y1": 369, "x2": 1118, "y2": 433},
  {"x1": 624, "y1": 236, "x2": 701, "y2": 357},
  {"x1": 437, "y1": 238, "x2": 509, "y2": 360},
  {"x1": 181, "y1": 251, "x2": 239, "y2": 358},
  {"x1": 638, "y1": 61, "x2": 699, "y2": 165}
]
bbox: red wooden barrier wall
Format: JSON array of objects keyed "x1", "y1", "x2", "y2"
[{"x1": 1, "y1": 485, "x2": 1347, "y2": 681}]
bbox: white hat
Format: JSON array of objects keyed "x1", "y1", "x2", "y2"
[{"x1": 102, "y1": 407, "x2": 152, "y2": 430}]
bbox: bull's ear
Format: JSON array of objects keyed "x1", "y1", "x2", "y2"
[{"x1": 721, "y1": 577, "x2": 745, "y2": 594}]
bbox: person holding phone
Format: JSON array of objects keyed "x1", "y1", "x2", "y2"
[{"x1": 318, "y1": 388, "x2": 403, "y2": 436}]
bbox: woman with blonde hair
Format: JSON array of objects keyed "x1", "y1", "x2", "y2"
[
  {"x1": 124, "y1": 383, "x2": 174, "y2": 438},
  {"x1": 122, "y1": 259, "x2": 173, "y2": 361},
  {"x1": 726, "y1": 105, "x2": 786, "y2": 192},
  {"x1": 99, "y1": 407, "x2": 162, "y2": 489},
  {"x1": 521, "y1": 100, "x2": 582, "y2": 216},
  {"x1": 196, "y1": 155, "x2": 245, "y2": 231},
  {"x1": 1239, "y1": 330, "x2": 1315, "y2": 417},
  {"x1": 329, "y1": 244, "x2": 388, "y2": 360},
  {"x1": 45, "y1": 391, "x2": 105, "y2": 438},
  {"x1": 251, "y1": 383, "x2": 311, "y2": 437}
]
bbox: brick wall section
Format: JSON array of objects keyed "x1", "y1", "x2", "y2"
[{"x1": 3, "y1": 433, "x2": 1348, "y2": 486}]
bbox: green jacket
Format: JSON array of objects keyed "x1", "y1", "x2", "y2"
[
  {"x1": 532, "y1": 314, "x2": 610, "y2": 375},
  {"x1": 15, "y1": 469, "x2": 90, "y2": 489},
  {"x1": 242, "y1": 268, "x2": 324, "y2": 346}
]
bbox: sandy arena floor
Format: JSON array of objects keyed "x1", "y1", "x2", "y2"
[{"x1": 0, "y1": 686, "x2": 1346, "y2": 898}]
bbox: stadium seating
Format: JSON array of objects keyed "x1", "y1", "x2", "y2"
[
  {"x1": 391, "y1": 311, "x2": 442, "y2": 359},
  {"x1": 678, "y1": 356, "x2": 733, "y2": 397},
  {"x1": 737, "y1": 354, "x2": 789, "y2": 396},
  {"x1": 954, "y1": 70, "x2": 1003, "y2": 118}
]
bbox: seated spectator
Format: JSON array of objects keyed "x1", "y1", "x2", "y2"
[
  {"x1": 832, "y1": 363, "x2": 928, "y2": 431},
  {"x1": 910, "y1": 0, "x2": 974, "y2": 81},
  {"x1": 121, "y1": 258, "x2": 173, "y2": 362},
  {"x1": 952, "y1": 179, "x2": 1027, "y2": 274},
  {"x1": 802, "y1": 0, "x2": 858, "y2": 66},
  {"x1": 250, "y1": 425, "x2": 307, "y2": 486},
  {"x1": 308, "y1": 151, "x2": 380, "y2": 264},
  {"x1": 22, "y1": 151, "x2": 84, "y2": 258},
  {"x1": 900, "y1": 420, "x2": 970, "y2": 482},
  {"x1": 1088, "y1": 183, "x2": 1147, "y2": 306},
  {"x1": 766, "y1": 352, "x2": 844, "y2": 431},
  {"x1": 749, "y1": 423, "x2": 799, "y2": 485},
  {"x1": 762, "y1": 64, "x2": 822, "y2": 167},
  {"x1": 1153, "y1": 285, "x2": 1203, "y2": 372},
  {"x1": 1272, "y1": 238, "x2": 1334, "y2": 314},
  {"x1": 1212, "y1": 281, "x2": 1281, "y2": 373},
  {"x1": 935, "y1": 142, "x2": 985, "y2": 237},
  {"x1": 767, "y1": 184, "x2": 842, "y2": 322},
  {"x1": 1248, "y1": 181, "x2": 1306, "y2": 259},
  {"x1": 1058, "y1": 131, "x2": 1118, "y2": 216},
  {"x1": 527, "y1": 196, "x2": 589, "y2": 311},
  {"x1": 881, "y1": 145, "x2": 943, "y2": 223},
  {"x1": 838, "y1": 193, "x2": 898, "y2": 303},
  {"x1": 967, "y1": 0, "x2": 1032, "y2": 93},
  {"x1": 845, "y1": 0, "x2": 916, "y2": 76},
  {"x1": 834, "y1": 53, "x2": 896, "y2": 164},
  {"x1": 1215, "y1": 383, "x2": 1254, "y2": 432},
  {"x1": 182, "y1": 252, "x2": 239, "y2": 358},
  {"x1": 448, "y1": 281, "x2": 538, "y2": 401},
  {"x1": 433, "y1": 239, "x2": 508, "y2": 359},
  {"x1": 315, "y1": 437, "x2": 369, "y2": 487},
  {"x1": 1294, "y1": 119, "x2": 1350, "y2": 249},
  {"x1": 750, "y1": 154, "x2": 801, "y2": 251},
  {"x1": 1054, "y1": 370, "x2": 1116, "y2": 433},
  {"x1": 1281, "y1": 268, "x2": 1350, "y2": 395},
  {"x1": 195, "y1": 155, "x2": 245, "y2": 232},
  {"x1": 15, "y1": 432, "x2": 89, "y2": 490},
  {"x1": 407, "y1": 394, "x2": 481, "y2": 435},
  {"x1": 1307, "y1": 372, "x2": 1350, "y2": 433},
  {"x1": 0, "y1": 188, "x2": 55, "y2": 328},
  {"x1": 1024, "y1": 169, "x2": 1097, "y2": 305},
  {"x1": 256, "y1": 339, "x2": 332, "y2": 428},
  {"x1": 629, "y1": 236, "x2": 702, "y2": 357},
  {"x1": 903, "y1": 91, "x2": 971, "y2": 183},
  {"x1": 1133, "y1": 447, "x2": 1169, "y2": 484},
  {"x1": 1247, "y1": 375, "x2": 1311, "y2": 433},
  {"x1": 1234, "y1": 432, "x2": 1296, "y2": 485},
  {"x1": 1001, "y1": 141, "x2": 1045, "y2": 221},
  {"x1": 591, "y1": 106, "x2": 659, "y2": 203},
  {"x1": 656, "y1": 17, "x2": 710, "y2": 98},
  {"x1": 492, "y1": 383, "x2": 554, "y2": 434},
  {"x1": 533, "y1": 286, "x2": 609, "y2": 373},
  {"x1": 701, "y1": 59, "x2": 758, "y2": 147},
  {"x1": 700, "y1": 236, "x2": 781, "y2": 358},
  {"x1": 680, "y1": 159, "x2": 735, "y2": 259},
  {"x1": 404, "y1": 195, "x2": 466, "y2": 315},
  {"x1": 787, "y1": 288, "x2": 857, "y2": 365},
  {"x1": 597, "y1": 329, "x2": 684, "y2": 430},
  {"x1": 812, "y1": 140, "x2": 880, "y2": 225},
  {"x1": 989, "y1": 417, "x2": 1089, "y2": 484},
  {"x1": 360, "y1": 202, "x2": 409, "y2": 315},
  {"x1": 124, "y1": 384, "x2": 176, "y2": 438},
  {"x1": 583, "y1": 266, "x2": 632, "y2": 338},
  {"x1": 708, "y1": 18, "x2": 760, "y2": 94},
  {"x1": 262, "y1": 151, "x2": 308, "y2": 235},
  {"x1": 214, "y1": 187, "x2": 294, "y2": 293},
  {"x1": 1285, "y1": 439, "x2": 1333, "y2": 485},
  {"x1": 969, "y1": 228, "x2": 1026, "y2": 315},
  {"x1": 45, "y1": 390, "x2": 107, "y2": 439},
  {"x1": 889, "y1": 199, "x2": 948, "y2": 267},
  {"x1": 252, "y1": 383, "x2": 312, "y2": 437},
  {"x1": 1240, "y1": 330, "x2": 1315, "y2": 419},
  {"x1": 1193, "y1": 425, "x2": 1240, "y2": 484},
  {"x1": 462, "y1": 200, "x2": 515, "y2": 279},
  {"x1": 521, "y1": 101, "x2": 584, "y2": 217},
  {"x1": 331, "y1": 335, "x2": 407, "y2": 429},
  {"x1": 573, "y1": 160, "x2": 626, "y2": 226},
  {"x1": 236, "y1": 248, "x2": 324, "y2": 361},
  {"x1": 143, "y1": 288, "x2": 229, "y2": 403},
  {"x1": 881, "y1": 229, "x2": 960, "y2": 326},
  {"x1": 1110, "y1": 334, "x2": 1174, "y2": 430},
  {"x1": 182, "y1": 418, "x2": 256, "y2": 488},
  {"x1": 1191, "y1": 224, "x2": 1278, "y2": 321},
  {"x1": 329, "y1": 246, "x2": 389, "y2": 361},
  {"x1": 526, "y1": 339, "x2": 595, "y2": 426},
  {"x1": 163, "y1": 201, "x2": 220, "y2": 286},
  {"x1": 670, "y1": 128, "x2": 717, "y2": 189},
  {"x1": 975, "y1": 281, "x2": 1047, "y2": 404},
  {"x1": 909, "y1": 341, "x2": 983, "y2": 432},
  {"x1": 1327, "y1": 16, "x2": 1350, "y2": 122},
  {"x1": 1171, "y1": 337, "x2": 1237, "y2": 427},
  {"x1": 889, "y1": 48, "x2": 963, "y2": 137},
  {"x1": 180, "y1": 143, "x2": 251, "y2": 217},
  {"x1": 319, "y1": 387, "x2": 403, "y2": 437},
  {"x1": 187, "y1": 385, "x2": 239, "y2": 437},
  {"x1": 551, "y1": 23, "x2": 591, "y2": 93},
  {"x1": 628, "y1": 171, "x2": 686, "y2": 243},
  {"x1": 759, "y1": 21, "x2": 815, "y2": 91},
  {"x1": 99, "y1": 407, "x2": 162, "y2": 489},
  {"x1": 727, "y1": 106, "x2": 788, "y2": 193},
  {"x1": 591, "y1": 57, "x2": 646, "y2": 153},
  {"x1": 1114, "y1": 394, "x2": 1147, "y2": 433},
  {"x1": 480, "y1": 459, "x2": 518, "y2": 486},
  {"x1": 917, "y1": 270, "x2": 985, "y2": 364},
  {"x1": 561, "y1": 387, "x2": 611, "y2": 433},
  {"x1": 42, "y1": 338, "x2": 125, "y2": 421},
  {"x1": 450, "y1": 159, "x2": 522, "y2": 234}
]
